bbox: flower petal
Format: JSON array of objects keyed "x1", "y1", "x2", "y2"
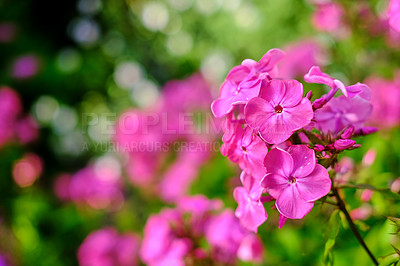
[
  {"x1": 258, "y1": 79, "x2": 285, "y2": 106},
  {"x1": 211, "y1": 97, "x2": 235, "y2": 118},
  {"x1": 234, "y1": 187, "x2": 268, "y2": 232},
  {"x1": 282, "y1": 98, "x2": 313, "y2": 131},
  {"x1": 287, "y1": 145, "x2": 316, "y2": 178},
  {"x1": 281, "y1": 80, "x2": 303, "y2": 107},
  {"x1": 275, "y1": 185, "x2": 314, "y2": 219},
  {"x1": 244, "y1": 97, "x2": 275, "y2": 130},
  {"x1": 261, "y1": 173, "x2": 289, "y2": 199},
  {"x1": 296, "y1": 164, "x2": 331, "y2": 202},
  {"x1": 263, "y1": 148, "x2": 293, "y2": 177}
]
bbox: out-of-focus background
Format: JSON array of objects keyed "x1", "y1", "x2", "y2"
[{"x1": 0, "y1": 0, "x2": 399, "y2": 265}]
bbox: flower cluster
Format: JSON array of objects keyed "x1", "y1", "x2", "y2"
[
  {"x1": 140, "y1": 195, "x2": 263, "y2": 265},
  {"x1": 211, "y1": 49, "x2": 375, "y2": 232}
]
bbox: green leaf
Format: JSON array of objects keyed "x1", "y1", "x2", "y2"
[{"x1": 323, "y1": 210, "x2": 341, "y2": 265}]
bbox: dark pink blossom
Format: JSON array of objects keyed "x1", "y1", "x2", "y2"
[
  {"x1": 262, "y1": 146, "x2": 331, "y2": 219},
  {"x1": 245, "y1": 79, "x2": 313, "y2": 144},
  {"x1": 211, "y1": 49, "x2": 285, "y2": 118}
]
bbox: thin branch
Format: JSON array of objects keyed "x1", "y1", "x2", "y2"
[{"x1": 332, "y1": 187, "x2": 378, "y2": 265}]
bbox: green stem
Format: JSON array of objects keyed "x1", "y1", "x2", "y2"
[{"x1": 332, "y1": 187, "x2": 378, "y2": 265}]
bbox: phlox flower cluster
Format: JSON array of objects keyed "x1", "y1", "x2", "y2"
[
  {"x1": 114, "y1": 74, "x2": 221, "y2": 202},
  {"x1": 211, "y1": 49, "x2": 375, "y2": 232},
  {"x1": 140, "y1": 195, "x2": 263, "y2": 265}
]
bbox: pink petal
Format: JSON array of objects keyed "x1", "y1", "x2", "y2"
[
  {"x1": 275, "y1": 185, "x2": 314, "y2": 219},
  {"x1": 259, "y1": 114, "x2": 294, "y2": 144},
  {"x1": 346, "y1": 83, "x2": 371, "y2": 100},
  {"x1": 282, "y1": 98, "x2": 313, "y2": 131},
  {"x1": 244, "y1": 97, "x2": 275, "y2": 130},
  {"x1": 278, "y1": 214, "x2": 288, "y2": 229},
  {"x1": 258, "y1": 79, "x2": 285, "y2": 106},
  {"x1": 281, "y1": 80, "x2": 303, "y2": 107},
  {"x1": 296, "y1": 164, "x2": 331, "y2": 202},
  {"x1": 304, "y1": 66, "x2": 334, "y2": 87},
  {"x1": 257, "y1": 49, "x2": 285, "y2": 73},
  {"x1": 287, "y1": 145, "x2": 316, "y2": 178},
  {"x1": 261, "y1": 173, "x2": 289, "y2": 199},
  {"x1": 240, "y1": 171, "x2": 264, "y2": 200},
  {"x1": 263, "y1": 148, "x2": 293, "y2": 177},
  {"x1": 226, "y1": 64, "x2": 251, "y2": 84},
  {"x1": 211, "y1": 97, "x2": 235, "y2": 118},
  {"x1": 234, "y1": 187, "x2": 268, "y2": 232}
]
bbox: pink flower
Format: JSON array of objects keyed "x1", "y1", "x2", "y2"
[
  {"x1": 78, "y1": 227, "x2": 140, "y2": 266},
  {"x1": 234, "y1": 171, "x2": 267, "y2": 232},
  {"x1": 140, "y1": 209, "x2": 191, "y2": 266},
  {"x1": 222, "y1": 125, "x2": 268, "y2": 177},
  {"x1": 365, "y1": 74, "x2": 400, "y2": 129},
  {"x1": 388, "y1": 0, "x2": 400, "y2": 32},
  {"x1": 211, "y1": 49, "x2": 285, "y2": 118},
  {"x1": 312, "y1": 2, "x2": 349, "y2": 38},
  {"x1": 205, "y1": 209, "x2": 263, "y2": 263},
  {"x1": 278, "y1": 40, "x2": 326, "y2": 79},
  {"x1": 314, "y1": 95, "x2": 372, "y2": 135},
  {"x1": 262, "y1": 146, "x2": 331, "y2": 219},
  {"x1": 245, "y1": 79, "x2": 313, "y2": 144}
]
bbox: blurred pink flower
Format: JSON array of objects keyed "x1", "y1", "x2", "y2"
[
  {"x1": 11, "y1": 55, "x2": 41, "y2": 79},
  {"x1": 206, "y1": 209, "x2": 263, "y2": 263},
  {"x1": 278, "y1": 40, "x2": 326, "y2": 79},
  {"x1": 78, "y1": 227, "x2": 140, "y2": 266},
  {"x1": 365, "y1": 74, "x2": 400, "y2": 129},
  {"x1": 350, "y1": 204, "x2": 373, "y2": 220},
  {"x1": 141, "y1": 196, "x2": 263, "y2": 265},
  {"x1": 55, "y1": 160, "x2": 124, "y2": 210},
  {"x1": 12, "y1": 153, "x2": 43, "y2": 188},
  {"x1": 312, "y1": 2, "x2": 350, "y2": 38}
]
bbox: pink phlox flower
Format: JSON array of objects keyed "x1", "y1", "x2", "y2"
[
  {"x1": 222, "y1": 125, "x2": 268, "y2": 177},
  {"x1": 314, "y1": 92, "x2": 372, "y2": 135},
  {"x1": 261, "y1": 145, "x2": 331, "y2": 219},
  {"x1": 140, "y1": 209, "x2": 191, "y2": 266},
  {"x1": 205, "y1": 209, "x2": 263, "y2": 263},
  {"x1": 233, "y1": 172, "x2": 267, "y2": 232},
  {"x1": 211, "y1": 49, "x2": 285, "y2": 118},
  {"x1": 245, "y1": 79, "x2": 313, "y2": 144}
]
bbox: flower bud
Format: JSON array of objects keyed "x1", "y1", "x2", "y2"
[
  {"x1": 334, "y1": 139, "x2": 356, "y2": 150},
  {"x1": 341, "y1": 126, "x2": 354, "y2": 139}
]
